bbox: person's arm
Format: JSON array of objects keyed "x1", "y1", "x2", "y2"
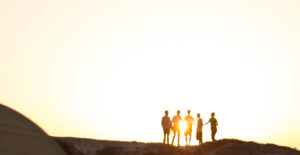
[
  {"x1": 204, "y1": 118, "x2": 210, "y2": 125},
  {"x1": 169, "y1": 118, "x2": 173, "y2": 128},
  {"x1": 171, "y1": 117, "x2": 175, "y2": 127}
]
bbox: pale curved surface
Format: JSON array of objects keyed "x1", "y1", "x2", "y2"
[{"x1": 0, "y1": 104, "x2": 66, "y2": 155}]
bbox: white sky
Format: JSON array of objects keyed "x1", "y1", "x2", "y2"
[{"x1": 1, "y1": 0, "x2": 300, "y2": 148}]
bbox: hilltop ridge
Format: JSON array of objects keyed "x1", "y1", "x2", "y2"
[{"x1": 54, "y1": 137, "x2": 299, "y2": 155}]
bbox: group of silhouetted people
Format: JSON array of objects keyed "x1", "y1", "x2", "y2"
[{"x1": 161, "y1": 110, "x2": 218, "y2": 146}]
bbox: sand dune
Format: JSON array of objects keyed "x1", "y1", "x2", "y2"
[
  {"x1": 55, "y1": 137, "x2": 300, "y2": 155},
  {"x1": 0, "y1": 104, "x2": 66, "y2": 155}
]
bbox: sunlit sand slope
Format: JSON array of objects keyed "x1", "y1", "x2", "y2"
[
  {"x1": 55, "y1": 137, "x2": 300, "y2": 155},
  {"x1": 0, "y1": 104, "x2": 66, "y2": 155}
]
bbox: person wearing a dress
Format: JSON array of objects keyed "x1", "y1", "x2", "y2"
[{"x1": 196, "y1": 113, "x2": 203, "y2": 145}]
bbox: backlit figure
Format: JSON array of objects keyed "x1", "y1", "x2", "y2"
[
  {"x1": 196, "y1": 113, "x2": 203, "y2": 145},
  {"x1": 161, "y1": 110, "x2": 172, "y2": 144},
  {"x1": 205, "y1": 112, "x2": 218, "y2": 141},
  {"x1": 171, "y1": 110, "x2": 182, "y2": 146},
  {"x1": 184, "y1": 110, "x2": 194, "y2": 146}
]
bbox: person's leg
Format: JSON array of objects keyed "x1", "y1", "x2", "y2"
[
  {"x1": 212, "y1": 129, "x2": 217, "y2": 141},
  {"x1": 185, "y1": 128, "x2": 189, "y2": 146},
  {"x1": 211, "y1": 130, "x2": 214, "y2": 141},
  {"x1": 200, "y1": 131, "x2": 203, "y2": 144},
  {"x1": 166, "y1": 129, "x2": 170, "y2": 144},
  {"x1": 189, "y1": 133, "x2": 192, "y2": 146},
  {"x1": 178, "y1": 130, "x2": 180, "y2": 146},
  {"x1": 171, "y1": 130, "x2": 176, "y2": 145},
  {"x1": 214, "y1": 129, "x2": 217, "y2": 141},
  {"x1": 189, "y1": 128, "x2": 192, "y2": 146},
  {"x1": 163, "y1": 129, "x2": 166, "y2": 144}
]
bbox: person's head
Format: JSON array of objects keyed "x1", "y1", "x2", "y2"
[
  {"x1": 177, "y1": 110, "x2": 180, "y2": 115},
  {"x1": 197, "y1": 113, "x2": 200, "y2": 118},
  {"x1": 187, "y1": 110, "x2": 191, "y2": 115},
  {"x1": 165, "y1": 110, "x2": 168, "y2": 116},
  {"x1": 211, "y1": 112, "x2": 215, "y2": 117}
]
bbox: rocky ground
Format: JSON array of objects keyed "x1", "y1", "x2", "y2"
[{"x1": 54, "y1": 137, "x2": 300, "y2": 155}]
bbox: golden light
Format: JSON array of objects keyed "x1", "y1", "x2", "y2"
[
  {"x1": 1, "y1": 0, "x2": 300, "y2": 149},
  {"x1": 180, "y1": 120, "x2": 187, "y2": 133}
]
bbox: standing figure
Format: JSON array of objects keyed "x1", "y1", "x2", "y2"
[
  {"x1": 196, "y1": 113, "x2": 203, "y2": 145},
  {"x1": 161, "y1": 110, "x2": 172, "y2": 144},
  {"x1": 184, "y1": 110, "x2": 194, "y2": 146},
  {"x1": 205, "y1": 112, "x2": 218, "y2": 141},
  {"x1": 171, "y1": 110, "x2": 182, "y2": 146}
]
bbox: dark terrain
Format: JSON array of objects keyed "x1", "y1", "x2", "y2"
[{"x1": 55, "y1": 137, "x2": 300, "y2": 155}]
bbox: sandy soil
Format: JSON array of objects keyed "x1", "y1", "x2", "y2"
[{"x1": 55, "y1": 137, "x2": 300, "y2": 155}]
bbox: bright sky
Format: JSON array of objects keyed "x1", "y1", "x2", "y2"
[{"x1": 1, "y1": 0, "x2": 300, "y2": 148}]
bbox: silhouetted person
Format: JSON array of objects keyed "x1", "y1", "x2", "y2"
[
  {"x1": 196, "y1": 113, "x2": 203, "y2": 145},
  {"x1": 161, "y1": 110, "x2": 172, "y2": 144},
  {"x1": 205, "y1": 112, "x2": 218, "y2": 141},
  {"x1": 171, "y1": 110, "x2": 182, "y2": 146},
  {"x1": 184, "y1": 110, "x2": 194, "y2": 146}
]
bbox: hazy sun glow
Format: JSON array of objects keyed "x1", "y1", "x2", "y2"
[
  {"x1": 1, "y1": 0, "x2": 300, "y2": 148},
  {"x1": 180, "y1": 120, "x2": 187, "y2": 135}
]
